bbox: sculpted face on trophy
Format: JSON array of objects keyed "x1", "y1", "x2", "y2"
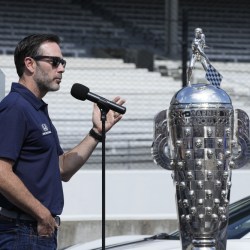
[{"x1": 152, "y1": 28, "x2": 250, "y2": 250}]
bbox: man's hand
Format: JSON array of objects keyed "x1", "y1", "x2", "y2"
[
  {"x1": 92, "y1": 96, "x2": 126, "y2": 133},
  {"x1": 0, "y1": 158, "x2": 59, "y2": 237},
  {"x1": 37, "y1": 212, "x2": 59, "y2": 237},
  {"x1": 59, "y1": 96, "x2": 126, "y2": 181}
]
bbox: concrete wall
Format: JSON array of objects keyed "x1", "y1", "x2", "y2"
[{"x1": 58, "y1": 219, "x2": 178, "y2": 249}]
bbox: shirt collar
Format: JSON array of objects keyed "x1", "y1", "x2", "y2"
[{"x1": 11, "y1": 82, "x2": 47, "y2": 110}]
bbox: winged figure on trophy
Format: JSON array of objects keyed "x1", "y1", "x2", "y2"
[{"x1": 152, "y1": 28, "x2": 250, "y2": 250}]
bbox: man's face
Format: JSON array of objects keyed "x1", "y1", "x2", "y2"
[{"x1": 33, "y1": 42, "x2": 65, "y2": 94}]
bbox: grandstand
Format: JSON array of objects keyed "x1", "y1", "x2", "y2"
[
  {"x1": 0, "y1": 0, "x2": 250, "y2": 172},
  {"x1": 0, "y1": 0, "x2": 250, "y2": 61},
  {"x1": 179, "y1": 0, "x2": 250, "y2": 62},
  {"x1": 1, "y1": 0, "x2": 250, "y2": 248}
]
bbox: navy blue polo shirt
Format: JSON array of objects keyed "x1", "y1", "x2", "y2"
[{"x1": 0, "y1": 82, "x2": 64, "y2": 215}]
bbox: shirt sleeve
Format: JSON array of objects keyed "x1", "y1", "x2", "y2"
[{"x1": 0, "y1": 103, "x2": 27, "y2": 161}]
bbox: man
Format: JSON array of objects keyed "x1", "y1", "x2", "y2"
[
  {"x1": 187, "y1": 27, "x2": 210, "y2": 85},
  {"x1": 0, "y1": 34, "x2": 125, "y2": 249}
]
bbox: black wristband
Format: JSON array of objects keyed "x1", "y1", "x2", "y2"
[{"x1": 89, "y1": 128, "x2": 102, "y2": 142}]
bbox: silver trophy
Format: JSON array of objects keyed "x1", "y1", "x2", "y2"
[{"x1": 152, "y1": 28, "x2": 250, "y2": 250}]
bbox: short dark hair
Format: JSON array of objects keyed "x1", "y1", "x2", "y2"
[{"x1": 14, "y1": 34, "x2": 61, "y2": 77}]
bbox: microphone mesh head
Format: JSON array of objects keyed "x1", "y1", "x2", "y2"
[{"x1": 71, "y1": 83, "x2": 89, "y2": 100}]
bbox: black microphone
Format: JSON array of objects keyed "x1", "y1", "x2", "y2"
[{"x1": 70, "y1": 83, "x2": 126, "y2": 114}]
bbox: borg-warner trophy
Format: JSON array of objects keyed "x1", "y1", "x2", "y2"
[{"x1": 152, "y1": 28, "x2": 250, "y2": 250}]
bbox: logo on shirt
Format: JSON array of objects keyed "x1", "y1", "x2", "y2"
[{"x1": 41, "y1": 123, "x2": 52, "y2": 135}]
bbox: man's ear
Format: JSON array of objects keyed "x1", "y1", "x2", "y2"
[{"x1": 24, "y1": 57, "x2": 36, "y2": 74}]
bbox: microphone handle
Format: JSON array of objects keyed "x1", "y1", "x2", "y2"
[{"x1": 88, "y1": 92, "x2": 126, "y2": 114}]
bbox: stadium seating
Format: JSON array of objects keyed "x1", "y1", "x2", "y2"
[
  {"x1": 89, "y1": 0, "x2": 250, "y2": 61},
  {"x1": 1, "y1": 2, "x2": 250, "y2": 246},
  {"x1": 1, "y1": 0, "x2": 250, "y2": 170},
  {"x1": 1, "y1": 0, "x2": 250, "y2": 61},
  {"x1": 179, "y1": 0, "x2": 250, "y2": 61},
  {"x1": 0, "y1": 0, "x2": 130, "y2": 56}
]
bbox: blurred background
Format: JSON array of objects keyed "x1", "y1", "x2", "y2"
[{"x1": 0, "y1": 0, "x2": 250, "y2": 248}]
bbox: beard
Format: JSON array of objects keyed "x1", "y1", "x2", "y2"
[{"x1": 34, "y1": 66, "x2": 60, "y2": 95}]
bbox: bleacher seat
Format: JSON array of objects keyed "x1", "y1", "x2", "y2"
[
  {"x1": 0, "y1": 0, "x2": 250, "y2": 61},
  {"x1": 0, "y1": 0, "x2": 131, "y2": 57}
]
